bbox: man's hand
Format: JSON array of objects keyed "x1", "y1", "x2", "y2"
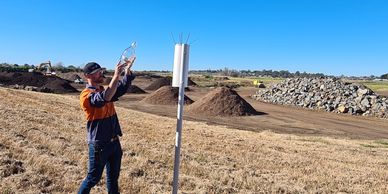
[
  {"x1": 124, "y1": 56, "x2": 136, "y2": 75},
  {"x1": 105, "y1": 61, "x2": 128, "y2": 101},
  {"x1": 113, "y1": 61, "x2": 127, "y2": 78}
]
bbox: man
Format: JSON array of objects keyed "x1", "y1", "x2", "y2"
[{"x1": 78, "y1": 58, "x2": 135, "y2": 194}]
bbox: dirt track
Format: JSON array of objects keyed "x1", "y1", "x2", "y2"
[{"x1": 117, "y1": 86, "x2": 388, "y2": 140}]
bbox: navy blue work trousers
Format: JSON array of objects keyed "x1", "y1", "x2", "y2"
[{"x1": 78, "y1": 139, "x2": 122, "y2": 194}]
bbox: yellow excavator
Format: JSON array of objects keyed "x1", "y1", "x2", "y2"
[
  {"x1": 36, "y1": 61, "x2": 55, "y2": 75},
  {"x1": 253, "y1": 79, "x2": 266, "y2": 88}
]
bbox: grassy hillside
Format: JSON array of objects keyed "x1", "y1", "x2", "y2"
[
  {"x1": 0, "y1": 88, "x2": 388, "y2": 193},
  {"x1": 361, "y1": 80, "x2": 388, "y2": 92}
]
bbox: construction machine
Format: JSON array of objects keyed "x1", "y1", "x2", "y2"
[
  {"x1": 253, "y1": 79, "x2": 266, "y2": 88},
  {"x1": 36, "y1": 61, "x2": 55, "y2": 75}
]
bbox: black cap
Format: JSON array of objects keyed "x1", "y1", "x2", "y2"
[{"x1": 83, "y1": 62, "x2": 102, "y2": 74}]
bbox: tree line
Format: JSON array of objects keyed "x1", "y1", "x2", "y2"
[
  {"x1": 1, "y1": 62, "x2": 387, "y2": 79},
  {"x1": 0, "y1": 62, "x2": 83, "y2": 73},
  {"x1": 190, "y1": 68, "x2": 326, "y2": 78}
]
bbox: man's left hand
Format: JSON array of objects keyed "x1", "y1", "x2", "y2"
[{"x1": 125, "y1": 56, "x2": 136, "y2": 75}]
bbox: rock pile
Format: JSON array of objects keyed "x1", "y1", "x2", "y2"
[
  {"x1": 252, "y1": 77, "x2": 388, "y2": 119},
  {"x1": 187, "y1": 87, "x2": 257, "y2": 116}
]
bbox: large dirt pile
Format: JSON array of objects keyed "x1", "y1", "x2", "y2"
[
  {"x1": 0, "y1": 72, "x2": 48, "y2": 86},
  {"x1": 186, "y1": 87, "x2": 257, "y2": 116},
  {"x1": 141, "y1": 86, "x2": 193, "y2": 105},
  {"x1": 127, "y1": 85, "x2": 146, "y2": 94},
  {"x1": 145, "y1": 77, "x2": 171, "y2": 90},
  {"x1": 253, "y1": 77, "x2": 388, "y2": 119},
  {"x1": 0, "y1": 72, "x2": 78, "y2": 93}
]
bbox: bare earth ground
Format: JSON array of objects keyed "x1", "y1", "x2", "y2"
[
  {"x1": 1, "y1": 86, "x2": 388, "y2": 193},
  {"x1": 117, "y1": 85, "x2": 388, "y2": 140},
  {"x1": 379, "y1": 90, "x2": 388, "y2": 97}
]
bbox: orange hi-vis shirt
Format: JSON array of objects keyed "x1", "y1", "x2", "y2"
[{"x1": 80, "y1": 74, "x2": 135, "y2": 144}]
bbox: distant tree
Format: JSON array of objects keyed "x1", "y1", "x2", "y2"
[
  {"x1": 229, "y1": 70, "x2": 240, "y2": 77},
  {"x1": 53, "y1": 62, "x2": 66, "y2": 72},
  {"x1": 53, "y1": 62, "x2": 64, "y2": 68},
  {"x1": 381, "y1": 73, "x2": 388, "y2": 79},
  {"x1": 222, "y1": 67, "x2": 230, "y2": 76},
  {"x1": 68, "y1": 65, "x2": 77, "y2": 69}
]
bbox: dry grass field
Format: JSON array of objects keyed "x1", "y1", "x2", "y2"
[{"x1": 1, "y1": 87, "x2": 388, "y2": 193}]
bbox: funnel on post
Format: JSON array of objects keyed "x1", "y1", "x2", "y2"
[{"x1": 172, "y1": 44, "x2": 190, "y2": 88}]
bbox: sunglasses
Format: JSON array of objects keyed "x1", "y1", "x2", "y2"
[{"x1": 88, "y1": 68, "x2": 106, "y2": 75}]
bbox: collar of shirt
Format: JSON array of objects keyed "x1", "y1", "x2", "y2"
[{"x1": 86, "y1": 84, "x2": 104, "y2": 91}]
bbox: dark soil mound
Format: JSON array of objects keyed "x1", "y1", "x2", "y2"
[
  {"x1": 188, "y1": 77, "x2": 197, "y2": 86},
  {"x1": 127, "y1": 85, "x2": 146, "y2": 94},
  {"x1": 214, "y1": 76, "x2": 229, "y2": 81},
  {"x1": 145, "y1": 77, "x2": 172, "y2": 90},
  {"x1": 141, "y1": 86, "x2": 193, "y2": 105},
  {"x1": 43, "y1": 78, "x2": 79, "y2": 93},
  {"x1": 0, "y1": 72, "x2": 14, "y2": 83},
  {"x1": 69, "y1": 74, "x2": 81, "y2": 81},
  {"x1": 0, "y1": 72, "x2": 78, "y2": 93},
  {"x1": 0, "y1": 72, "x2": 48, "y2": 86},
  {"x1": 57, "y1": 72, "x2": 84, "y2": 82},
  {"x1": 258, "y1": 83, "x2": 266, "y2": 88},
  {"x1": 186, "y1": 87, "x2": 257, "y2": 116}
]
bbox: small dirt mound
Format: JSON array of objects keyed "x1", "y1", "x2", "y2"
[
  {"x1": 141, "y1": 86, "x2": 193, "y2": 105},
  {"x1": 127, "y1": 85, "x2": 146, "y2": 94},
  {"x1": 188, "y1": 77, "x2": 197, "y2": 86},
  {"x1": 214, "y1": 76, "x2": 229, "y2": 81},
  {"x1": 145, "y1": 77, "x2": 172, "y2": 90},
  {"x1": 186, "y1": 87, "x2": 257, "y2": 116},
  {"x1": 258, "y1": 83, "x2": 266, "y2": 88}
]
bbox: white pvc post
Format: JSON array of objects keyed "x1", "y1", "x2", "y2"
[
  {"x1": 172, "y1": 44, "x2": 189, "y2": 194},
  {"x1": 172, "y1": 44, "x2": 189, "y2": 87}
]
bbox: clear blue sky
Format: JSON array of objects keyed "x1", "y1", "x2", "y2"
[{"x1": 0, "y1": 0, "x2": 387, "y2": 76}]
